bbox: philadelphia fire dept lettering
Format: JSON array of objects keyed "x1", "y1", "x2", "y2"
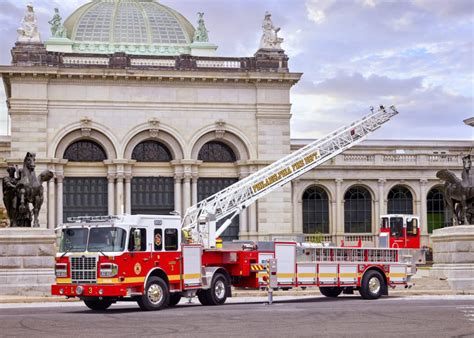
[{"x1": 252, "y1": 151, "x2": 320, "y2": 193}]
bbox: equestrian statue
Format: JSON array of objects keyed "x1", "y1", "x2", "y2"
[
  {"x1": 436, "y1": 154, "x2": 474, "y2": 225},
  {"x1": 2, "y1": 152, "x2": 54, "y2": 227}
]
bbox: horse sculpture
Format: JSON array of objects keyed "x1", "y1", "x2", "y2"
[
  {"x1": 436, "y1": 163, "x2": 474, "y2": 225},
  {"x1": 3, "y1": 152, "x2": 54, "y2": 227}
]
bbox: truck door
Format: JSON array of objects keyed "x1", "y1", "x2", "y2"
[
  {"x1": 274, "y1": 242, "x2": 296, "y2": 286},
  {"x1": 182, "y1": 245, "x2": 202, "y2": 289}
]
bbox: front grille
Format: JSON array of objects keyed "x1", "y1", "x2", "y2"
[{"x1": 70, "y1": 256, "x2": 97, "y2": 284}]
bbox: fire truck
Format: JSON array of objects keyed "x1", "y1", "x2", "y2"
[{"x1": 51, "y1": 105, "x2": 420, "y2": 311}]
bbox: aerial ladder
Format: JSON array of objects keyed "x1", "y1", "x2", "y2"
[{"x1": 182, "y1": 105, "x2": 399, "y2": 248}]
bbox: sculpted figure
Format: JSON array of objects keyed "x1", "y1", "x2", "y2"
[
  {"x1": 17, "y1": 4, "x2": 41, "y2": 43},
  {"x1": 2, "y1": 166, "x2": 18, "y2": 226},
  {"x1": 436, "y1": 154, "x2": 474, "y2": 225},
  {"x1": 48, "y1": 8, "x2": 67, "y2": 38},
  {"x1": 259, "y1": 12, "x2": 284, "y2": 49},
  {"x1": 193, "y1": 12, "x2": 209, "y2": 42}
]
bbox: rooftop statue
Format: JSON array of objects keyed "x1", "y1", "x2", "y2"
[
  {"x1": 259, "y1": 11, "x2": 283, "y2": 50},
  {"x1": 436, "y1": 155, "x2": 474, "y2": 225},
  {"x1": 193, "y1": 12, "x2": 209, "y2": 42},
  {"x1": 48, "y1": 8, "x2": 67, "y2": 38},
  {"x1": 3, "y1": 153, "x2": 53, "y2": 227},
  {"x1": 17, "y1": 3, "x2": 41, "y2": 43}
]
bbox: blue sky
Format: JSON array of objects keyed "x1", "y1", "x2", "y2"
[{"x1": 0, "y1": 0, "x2": 472, "y2": 140}]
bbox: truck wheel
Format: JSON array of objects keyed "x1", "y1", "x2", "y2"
[
  {"x1": 198, "y1": 273, "x2": 228, "y2": 306},
  {"x1": 359, "y1": 270, "x2": 385, "y2": 300},
  {"x1": 137, "y1": 276, "x2": 169, "y2": 311},
  {"x1": 319, "y1": 287, "x2": 343, "y2": 297},
  {"x1": 168, "y1": 293, "x2": 182, "y2": 307},
  {"x1": 83, "y1": 299, "x2": 113, "y2": 311}
]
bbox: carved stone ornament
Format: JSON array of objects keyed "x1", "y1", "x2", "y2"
[
  {"x1": 259, "y1": 11, "x2": 284, "y2": 50},
  {"x1": 17, "y1": 4, "x2": 41, "y2": 43},
  {"x1": 215, "y1": 119, "x2": 226, "y2": 139},
  {"x1": 148, "y1": 118, "x2": 160, "y2": 138},
  {"x1": 80, "y1": 116, "x2": 92, "y2": 136}
]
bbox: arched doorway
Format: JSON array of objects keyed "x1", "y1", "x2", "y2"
[
  {"x1": 302, "y1": 186, "x2": 329, "y2": 234},
  {"x1": 344, "y1": 186, "x2": 372, "y2": 233},
  {"x1": 388, "y1": 185, "x2": 413, "y2": 214},
  {"x1": 131, "y1": 140, "x2": 174, "y2": 215},
  {"x1": 197, "y1": 141, "x2": 238, "y2": 241},
  {"x1": 63, "y1": 140, "x2": 108, "y2": 220},
  {"x1": 427, "y1": 186, "x2": 452, "y2": 233}
]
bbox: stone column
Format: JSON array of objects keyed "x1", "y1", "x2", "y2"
[
  {"x1": 183, "y1": 175, "x2": 191, "y2": 213},
  {"x1": 249, "y1": 203, "x2": 257, "y2": 237},
  {"x1": 335, "y1": 179, "x2": 344, "y2": 241},
  {"x1": 174, "y1": 175, "x2": 182, "y2": 215},
  {"x1": 107, "y1": 175, "x2": 115, "y2": 215},
  {"x1": 125, "y1": 175, "x2": 132, "y2": 214},
  {"x1": 376, "y1": 179, "x2": 386, "y2": 235},
  {"x1": 419, "y1": 178, "x2": 428, "y2": 242},
  {"x1": 116, "y1": 174, "x2": 124, "y2": 215},
  {"x1": 191, "y1": 175, "x2": 198, "y2": 206},
  {"x1": 47, "y1": 179, "x2": 55, "y2": 229},
  {"x1": 56, "y1": 174, "x2": 63, "y2": 224}
]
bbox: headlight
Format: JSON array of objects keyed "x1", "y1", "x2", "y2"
[
  {"x1": 100, "y1": 263, "x2": 118, "y2": 277},
  {"x1": 55, "y1": 263, "x2": 68, "y2": 277}
]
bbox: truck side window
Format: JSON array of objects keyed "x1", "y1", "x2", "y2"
[
  {"x1": 154, "y1": 229, "x2": 163, "y2": 251},
  {"x1": 407, "y1": 219, "x2": 418, "y2": 236},
  {"x1": 165, "y1": 228, "x2": 178, "y2": 251},
  {"x1": 390, "y1": 217, "x2": 403, "y2": 238},
  {"x1": 128, "y1": 228, "x2": 147, "y2": 252}
]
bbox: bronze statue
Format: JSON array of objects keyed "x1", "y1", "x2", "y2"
[
  {"x1": 436, "y1": 155, "x2": 474, "y2": 225},
  {"x1": 3, "y1": 152, "x2": 53, "y2": 227}
]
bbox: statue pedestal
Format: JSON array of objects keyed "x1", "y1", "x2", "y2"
[
  {"x1": 430, "y1": 225, "x2": 474, "y2": 293},
  {"x1": 0, "y1": 228, "x2": 56, "y2": 296}
]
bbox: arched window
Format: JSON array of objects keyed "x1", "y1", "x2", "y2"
[
  {"x1": 388, "y1": 185, "x2": 413, "y2": 214},
  {"x1": 344, "y1": 186, "x2": 372, "y2": 233},
  {"x1": 131, "y1": 140, "x2": 172, "y2": 162},
  {"x1": 302, "y1": 186, "x2": 329, "y2": 234},
  {"x1": 64, "y1": 140, "x2": 107, "y2": 162},
  {"x1": 427, "y1": 187, "x2": 452, "y2": 233},
  {"x1": 198, "y1": 141, "x2": 236, "y2": 162}
]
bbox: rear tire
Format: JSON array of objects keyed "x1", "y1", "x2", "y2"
[
  {"x1": 83, "y1": 299, "x2": 113, "y2": 311},
  {"x1": 359, "y1": 270, "x2": 385, "y2": 300},
  {"x1": 137, "y1": 276, "x2": 169, "y2": 311},
  {"x1": 319, "y1": 287, "x2": 343, "y2": 298},
  {"x1": 168, "y1": 293, "x2": 182, "y2": 307},
  {"x1": 198, "y1": 273, "x2": 228, "y2": 306}
]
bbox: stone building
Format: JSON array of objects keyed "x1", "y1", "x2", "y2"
[{"x1": 0, "y1": 0, "x2": 471, "y2": 248}]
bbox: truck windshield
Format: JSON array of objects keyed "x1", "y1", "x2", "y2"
[
  {"x1": 390, "y1": 217, "x2": 404, "y2": 238},
  {"x1": 88, "y1": 227, "x2": 127, "y2": 252},
  {"x1": 60, "y1": 228, "x2": 88, "y2": 252}
]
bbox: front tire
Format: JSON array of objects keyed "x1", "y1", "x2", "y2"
[
  {"x1": 83, "y1": 299, "x2": 113, "y2": 311},
  {"x1": 198, "y1": 273, "x2": 228, "y2": 306},
  {"x1": 137, "y1": 276, "x2": 169, "y2": 311},
  {"x1": 319, "y1": 287, "x2": 343, "y2": 298},
  {"x1": 359, "y1": 270, "x2": 385, "y2": 300}
]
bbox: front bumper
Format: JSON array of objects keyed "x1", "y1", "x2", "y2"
[{"x1": 51, "y1": 284, "x2": 128, "y2": 298}]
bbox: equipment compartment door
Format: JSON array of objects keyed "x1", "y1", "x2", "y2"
[
  {"x1": 182, "y1": 245, "x2": 202, "y2": 288},
  {"x1": 389, "y1": 264, "x2": 407, "y2": 284},
  {"x1": 297, "y1": 263, "x2": 317, "y2": 285},
  {"x1": 318, "y1": 264, "x2": 338, "y2": 285},
  {"x1": 275, "y1": 242, "x2": 296, "y2": 285},
  {"x1": 339, "y1": 264, "x2": 358, "y2": 285},
  {"x1": 258, "y1": 252, "x2": 274, "y2": 285}
]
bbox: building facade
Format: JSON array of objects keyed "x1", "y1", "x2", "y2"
[{"x1": 0, "y1": 0, "x2": 471, "y2": 247}]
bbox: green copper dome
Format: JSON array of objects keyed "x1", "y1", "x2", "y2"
[{"x1": 63, "y1": 0, "x2": 196, "y2": 55}]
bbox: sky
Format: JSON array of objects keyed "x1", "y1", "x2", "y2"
[{"x1": 0, "y1": 0, "x2": 472, "y2": 140}]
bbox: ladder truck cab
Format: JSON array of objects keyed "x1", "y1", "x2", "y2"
[
  {"x1": 379, "y1": 214, "x2": 421, "y2": 249},
  {"x1": 52, "y1": 105, "x2": 420, "y2": 311}
]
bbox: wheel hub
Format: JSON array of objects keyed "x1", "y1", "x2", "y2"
[
  {"x1": 368, "y1": 276, "x2": 381, "y2": 294},
  {"x1": 147, "y1": 284, "x2": 163, "y2": 304},
  {"x1": 214, "y1": 280, "x2": 225, "y2": 299}
]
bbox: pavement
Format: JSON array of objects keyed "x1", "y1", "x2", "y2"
[{"x1": 1, "y1": 295, "x2": 473, "y2": 337}]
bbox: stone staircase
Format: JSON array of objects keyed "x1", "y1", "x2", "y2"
[{"x1": 410, "y1": 267, "x2": 454, "y2": 293}]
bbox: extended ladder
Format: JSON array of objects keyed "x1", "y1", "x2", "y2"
[{"x1": 182, "y1": 105, "x2": 399, "y2": 247}]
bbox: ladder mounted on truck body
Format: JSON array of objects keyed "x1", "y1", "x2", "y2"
[{"x1": 182, "y1": 105, "x2": 399, "y2": 248}]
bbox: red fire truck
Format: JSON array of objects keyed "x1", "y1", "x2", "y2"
[
  {"x1": 379, "y1": 214, "x2": 421, "y2": 249},
  {"x1": 51, "y1": 106, "x2": 420, "y2": 311}
]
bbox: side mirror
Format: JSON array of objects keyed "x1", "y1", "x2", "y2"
[{"x1": 133, "y1": 229, "x2": 141, "y2": 251}]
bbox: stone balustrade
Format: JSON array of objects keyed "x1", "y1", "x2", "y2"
[{"x1": 335, "y1": 153, "x2": 463, "y2": 166}]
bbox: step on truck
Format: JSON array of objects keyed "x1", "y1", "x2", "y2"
[{"x1": 51, "y1": 105, "x2": 423, "y2": 310}]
